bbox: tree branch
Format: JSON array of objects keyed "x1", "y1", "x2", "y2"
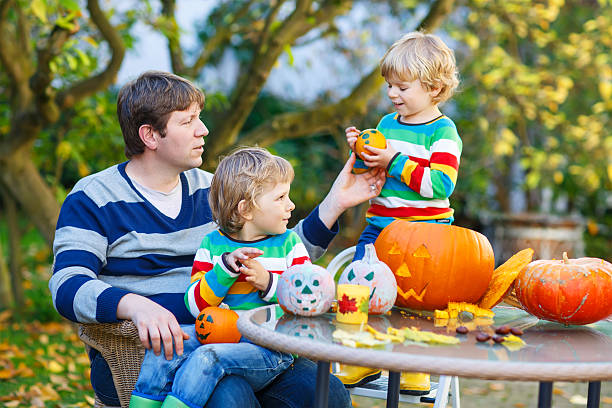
[
  {"x1": 57, "y1": 0, "x2": 125, "y2": 108},
  {"x1": 210, "y1": 66, "x2": 384, "y2": 163},
  {"x1": 416, "y1": 0, "x2": 456, "y2": 32},
  {"x1": 160, "y1": 0, "x2": 185, "y2": 74},
  {"x1": 207, "y1": 0, "x2": 457, "y2": 161},
  {"x1": 189, "y1": 0, "x2": 255, "y2": 77},
  {"x1": 0, "y1": 0, "x2": 29, "y2": 87},
  {"x1": 206, "y1": 0, "x2": 352, "y2": 159}
]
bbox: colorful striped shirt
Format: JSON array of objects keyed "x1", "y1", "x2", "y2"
[
  {"x1": 185, "y1": 230, "x2": 310, "y2": 316},
  {"x1": 49, "y1": 162, "x2": 336, "y2": 325},
  {"x1": 354, "y1": 113, "x2": 462, "y2": 229}
]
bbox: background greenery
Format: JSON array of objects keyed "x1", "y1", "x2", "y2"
[{"x1": 0, "y1": 0, "x2": 610, "y2": 405}]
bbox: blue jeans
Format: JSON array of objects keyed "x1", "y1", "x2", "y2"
[
  {"x1": 90, "y1": 333, "x2": 350, "y2": 408},
  {"x1": 133, "y1": 325, "x2": 293, "y2": 406},
  {"x1": 353, "y1": 218, "x2": 454, "y2": 261}
]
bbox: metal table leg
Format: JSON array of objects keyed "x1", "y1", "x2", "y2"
[
  {"x1": 538, "y1": 382, "x2": 553, "y2": 408},
  {"x1": 587, "y1": 381, "x2": 601, "y2": 408},
  {"x1": 315, "y1": 361, "x2": 330, "y2": 408},
  {"x1": 386, "y1": 371, "x2": 400, "y2": 408}
]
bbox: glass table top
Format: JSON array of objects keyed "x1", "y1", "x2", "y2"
[{"x1": 238, "y1": 305, "x2": 612, "y2": 381}]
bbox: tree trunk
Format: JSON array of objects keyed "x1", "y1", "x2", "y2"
[
  {"x1": 0, "y1": 143, "x2": 60, "y2": 246},
  {"x1": 3, "y1": 188, "x2": 24, "y2": 309},
  {"x1": 0, "y1": 237, "x2": 13, "y2": 309}
]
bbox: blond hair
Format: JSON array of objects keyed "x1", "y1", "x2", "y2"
[
  {"x1": 209, "y1": 147, "x2": 294, "y2": 234},
  {"x1": 380, "y1": 31, "x2": 459, "y2": 104}
]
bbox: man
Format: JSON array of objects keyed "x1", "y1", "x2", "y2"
[{"x1": 49, "y1": 71, "x2": 384, "y2": 407}]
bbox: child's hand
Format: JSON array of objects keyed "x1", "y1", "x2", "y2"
[
  {"x1": 361, "y1": 144, "x2": 398, "y2": 169},
  {"x1": 345, "y1": 126, "x2": 360, "y2": 151},
  {"x1": 225, "y1": 247, "x2": 264, "y2": 271},
  {"x1": 240, "y1": 258, "x2": 270, "y2": 291}
]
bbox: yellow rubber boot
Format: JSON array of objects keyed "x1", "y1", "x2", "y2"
[
  {"x1": 334, "y1": 364, "x2": 381, "y2": 388},
  {"x1": 400, "y1": 372, "x2": 430, "y2": 395}
]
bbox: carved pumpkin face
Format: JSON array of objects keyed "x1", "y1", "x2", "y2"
[
  {"x1": 338, "y1": 244, "x2": 397, "y2": 314},
  {"x1": 275, "y1": 314, "x2": 334, "y2": 340},
  {"x1": 195, "y1": 307, "x2": 241, "y2": 344},
  {"x1": 375, "y1": 221, "x2": 495, "y2": 311},
  {"x1": 277, "y1": 264, "x2": 335, "y2": 316}
]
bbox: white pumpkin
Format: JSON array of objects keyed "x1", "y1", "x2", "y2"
[
  {"x1": 338, "y1": 244, "x2": 397, "y2": 314},
  {"x1": 277, "y1": 263, "x2": 335, "y2": 316}
]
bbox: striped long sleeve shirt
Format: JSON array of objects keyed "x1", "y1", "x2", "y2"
[
  {"x1": 185, "y1": 230, "x2": 310, "y2": 317},
  {"x1": 354, "y1": 113, "x2": 462, "y2": 230},
  {"x1": 49, "y1": 162, "x2": 336, "y2": 324}
]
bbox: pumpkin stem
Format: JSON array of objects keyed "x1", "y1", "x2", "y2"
[
  {"x1": 364, "y1": 244, "x2": 379, "y2": 263},
  {"x1": 562, "y1": 252, "x2": 569, "y2": 263}
]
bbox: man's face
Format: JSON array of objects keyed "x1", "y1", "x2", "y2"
[{"x1": 155, "y1": 102, "x2": 208, "y2": 172}]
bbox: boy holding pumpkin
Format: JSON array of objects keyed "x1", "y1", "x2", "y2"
[
  {"x1": 341, "y1": 31, "x2": 462, "y2": 392},
  {"x1": 131, "y1": 147, "x2": 354, "y2": 408}
]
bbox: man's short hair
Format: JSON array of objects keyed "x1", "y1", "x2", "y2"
[
  {"x1": 209, "y1": 147, "x2": 294, "y2": 234},
  {"x1": 380, "y1": 31, "x2": 459, "y2": 104},
  {"x1": 117, "y1": 71, "x2": 205, "y2": 158}
]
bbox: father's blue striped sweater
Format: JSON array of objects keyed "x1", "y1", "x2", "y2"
[{"x1": 49, "y1": 162, "x2": 336, "y2": 324}]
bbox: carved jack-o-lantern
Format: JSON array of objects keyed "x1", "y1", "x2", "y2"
[
  {"x1": 195, "y1": 307, "x2": 241, "y2": 344},
  {"x1": 277, "y1": 264, "x2": 335, "y2": 316},
  {"x1": 339, "y1": 244, "x2": 397, "y2": 314},
  {"x1": 375, "y1": 221, "x2": 495, "y2": 311}
]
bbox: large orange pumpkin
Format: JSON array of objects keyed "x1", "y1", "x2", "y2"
[
  {"x1": 514, "y1": 253, "x2": 612, "y2": 325},
  {"x1": 375, "y1": 221, "x2": 495, "y2": 311},
  {"x1": 195, "y1": 307, "x2": 241, "y2": 344}
]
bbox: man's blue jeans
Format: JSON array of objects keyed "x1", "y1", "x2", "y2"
[{"x1": 133, "y1": 325, "x2": 293, "y2": 406}]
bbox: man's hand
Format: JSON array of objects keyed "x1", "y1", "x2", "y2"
[
  {"x1": 225, "y1": 247, "x2": 264, "y2": 271},
  {"x1": 360, "y1": 144, "x2": 398, "y2": 170},
  {"x1": 116, "y1": 293, "x2": 189, "y2": 360},
  {"x1": 240, "y1": 258, "x2": 270, "y2": 291},
  {"x1": 318, "y1": 153, "x2": 385, "y2": 228},
  {"x1": 345, "y1": 126, "x2": 360, "y2": 151}
]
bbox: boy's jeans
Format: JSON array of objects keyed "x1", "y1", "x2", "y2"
[{"x1": 133, "y1": 325, "x2": 293, "y2": 406}]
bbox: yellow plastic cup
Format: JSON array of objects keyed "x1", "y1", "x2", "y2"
[{"x1": 336, "y1": 284, "x2": 369, "y2": 324}]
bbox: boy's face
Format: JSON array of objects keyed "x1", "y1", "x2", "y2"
[
  {"x1": 246, "y1": 182, "x2": 295, "y2": 238},
  {"x1": 155, "y1": 102, "x2": 208, "y2": 172},
  {"x1": 386, "y1": 79, "x2": 439, "y2": 123}
]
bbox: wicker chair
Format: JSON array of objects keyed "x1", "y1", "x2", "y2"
[{"x1": 78, "y1": 320, "x2": 144, "y2": 408}]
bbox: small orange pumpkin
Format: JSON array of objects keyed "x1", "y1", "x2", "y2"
[
  {"x1": 354, "y1": 129, "x2": 386, "y2": 160},
  {"x1": 195, "y1": 307, "x2": 241, "y2": 344},
  {"x1": 375, "y1": 221, "x2": 495, "y2": 311},
  {"x1": 515, "y1": 253, "x2": 612, "y2": 325}
]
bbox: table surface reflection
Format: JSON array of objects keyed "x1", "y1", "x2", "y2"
[{"x1": 237, "y1": 305, "x2": 612, "y2": 382}]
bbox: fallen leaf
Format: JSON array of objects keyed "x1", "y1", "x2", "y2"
[
  {"x1": 514, "y1": 404, "x2": 526, "y2": 408},
  {"x1": 569, "y1": 394, "x2": 588, "y2": 405},
  {"x1": 489, "y1": 382, "x2": 505, "y2": 391},
  {"x1": 0, "y1": 368, "x2": 16, "y2": 379},
  {"x1": 4, "y1": 401, "x2": 20, "y2": 407},
  {"x1": 47, "y1": 360, "x2": 64, "y2": 373}
]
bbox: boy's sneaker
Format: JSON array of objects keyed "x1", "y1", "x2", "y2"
[
  {"x1": 399, "y1": 372, "x2": 431, "y2": 395},
  {"x1": 334, "y1": 365, "x2": 382, "y2": 388}
]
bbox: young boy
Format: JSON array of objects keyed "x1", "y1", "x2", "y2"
[
  {"x1": 341, "y1": 31, "x2": 461, "y2": 392},
  {"x1": 131, "y1": 147, "x2": 324, "y2": 408}
]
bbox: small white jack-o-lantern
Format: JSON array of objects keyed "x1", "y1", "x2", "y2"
[
  {"x1": 277, "y1": 263, "x2": 335, "y2": 316},
  {"x1": 339, "y1": 244, "x2": 397, "y2": 314}
]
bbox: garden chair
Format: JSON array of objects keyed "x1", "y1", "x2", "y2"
[{"x1": 326, "y1": 246, "x2": 461, "y2": 408}]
